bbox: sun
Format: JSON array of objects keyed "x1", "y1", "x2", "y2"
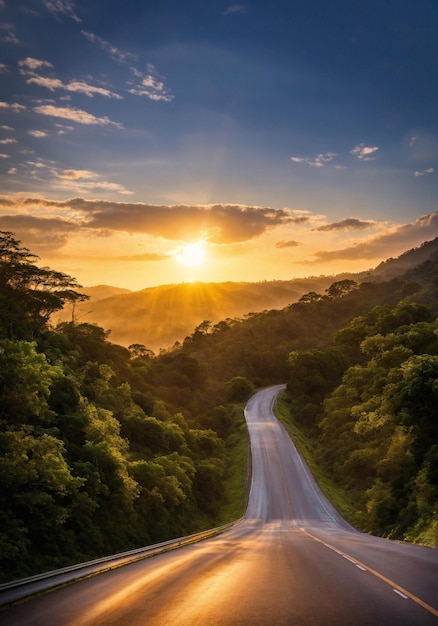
[{"x1": 176, "y1": 241, "x2": 207, "y2": 267}]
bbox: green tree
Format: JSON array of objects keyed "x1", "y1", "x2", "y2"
[{"x1": 0, "y1": 231, "x2": 87, "y2": 339}]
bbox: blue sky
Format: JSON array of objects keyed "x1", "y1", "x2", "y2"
[{"x1": 0, "y1": 0, "x2": 437, "y2": 289}]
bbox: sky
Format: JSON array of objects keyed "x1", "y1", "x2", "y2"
[{"x1": 0, "y1": 0, "x2": 437, "y2": 290}]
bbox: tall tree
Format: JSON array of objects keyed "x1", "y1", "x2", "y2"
[{"x1": 0, "y1": 231, "x2": 87, "y2": 339}]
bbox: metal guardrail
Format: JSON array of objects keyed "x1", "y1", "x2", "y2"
[{"x1": 0, "y1": 520, "x2": 240, "y2": 607}]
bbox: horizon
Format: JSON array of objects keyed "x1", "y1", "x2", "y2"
[{"x1": 1, "y1": 1, "x2": 437, "y2": 290}]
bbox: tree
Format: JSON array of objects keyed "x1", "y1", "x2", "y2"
[
  {"x1": 0, "y1": 231, "x2": 88, "y2": 339},
  {"x1": 325, "y1": 280, "x2": 357, "y2": 299}
]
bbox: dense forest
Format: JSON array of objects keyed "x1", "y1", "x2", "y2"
[{"x1": 1, "y1": 231, "x2": 437, "y2": 582}]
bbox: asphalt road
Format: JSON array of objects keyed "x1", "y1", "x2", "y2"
[{"x1": 1, "y1": 385, "x2": 437, "y2": 625}]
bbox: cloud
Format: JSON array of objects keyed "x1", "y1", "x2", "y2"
[
  {"x1": 313, "y1": 218, "x2": 378, "y2": 232},
  {"x1": 19, "y1": 58, "x2": 123, "y2": 99},
  {"x1": 26, "y1": 75, "x2": 122, "y2": 99},
  {"x1": 18, "y1": 57, "x2": 53, "y2": 71},
  {"x1": 36, "y1": 168, "x2": 132, "y2": 195},
  {"x1": 65, "y1": 80, "x2": 122, "y2": 99},
  {"x1": 414, "y1": 167, "x2": 434, "y2": 177},
  {"x1": 28, "y1": 130, "x2": 49, "y2": 138},
  {"x1": 128, "y1": 66, "x2": 174, "y2": 102},
  {"x1": 0, "y1": 64, "x2": 7, "y2": 73},
  {"x1": 0, "y1": 101, "x2": 26, "y2": 111},
  {"x1": 54, "y1": 169, "x2": 99, "y2": 180},
  {"x1": 2, "y1": 198, "x2": 304, "y2": 244},
  {"x1": 276, "y1": 240, "x2": 300, "y2": 248},
  {"x1": 7, "y1": 168, "x2": 17, "y2": 175},
  {"x1": 41, "y1": 0, "x2": 81, "y2": 22},
  {"x1": 0, "y1": 23, "x2": 19, "y2": 44},
  {"x1": 33, "y1": 104, "x2": 123, "y2": 127},
  {"x1": 223, "y1": 5, "x2": 248, "y2": 15},
  {"x1": 0, "y1": 138, "x2": 16, "y2": 144},
  {"x1": 350, "y1": 144, "x2": 379, "y2": 160},
  {"x1": 81, "y1": 30, "x2": 135, "y2": 63},
  {"x1": 290, "y1": 152, "x2": 336, "y2": 167},
  {"x1": 0, "y1": 153, "x2": 10, "y2": 158},
  {"x1": 55, "y1": 123, "x2": 74, "y2": 134},
  {"x1": 312, "y1": 212, "x2": 438, "y2": 262},
  {"x1": 0, "y1": 214, "x2": 79, "y2": 251}
]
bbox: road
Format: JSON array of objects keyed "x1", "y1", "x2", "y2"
[{"x1": 1, "y1": 385, "x2": 437, "y2": 625}]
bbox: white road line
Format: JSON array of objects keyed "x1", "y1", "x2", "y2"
[{"x1": 301, "y1": 527, "x2": 438, "y2": 618}]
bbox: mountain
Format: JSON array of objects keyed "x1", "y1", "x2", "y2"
[
  {"x1": 53, "y1": 238, "x2": 438, "y2": 351},
  {"x1": 54, "y1": 277, "x2": 340, "y2": 351},
  {"x1": 367, "y1": 237, "x2": 438, "y2": 279}
]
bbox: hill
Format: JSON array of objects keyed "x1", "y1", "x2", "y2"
[
  {"x1": 53, "y1": 238, "x2": 438, "y2": 351},
  {"x1": 370, "y1": 237, "x2": 438, "y2": 279},
  {"x1": 1, "y1": 230, "x2": 437, "y2": 582},
  {"x1": 53, "y1": 276, "x2": 343, "y2": 350}
]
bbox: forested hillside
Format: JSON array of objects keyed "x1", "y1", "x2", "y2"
[
  {"x1": 53, "y1": 238, "x2": 438, "y2": 352},
  {"x1": 1, "y1": 231, "x2": 437, "y2": 583},
  {"x1": 53, "y1": 276, "x2": 354, "y2": 350},
  {"x1": 0, "y1": 232, "x2": 245, "y2": 583}
]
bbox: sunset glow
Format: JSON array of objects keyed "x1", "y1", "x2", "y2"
[
  {"x1": 0, "y1": 2, "x2": 436, "y2": 290},
  {"x1": 175, "y1": 242, "x2": 207, "y2": 268}
]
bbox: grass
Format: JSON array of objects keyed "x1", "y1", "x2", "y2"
[{"x1": 217, "y1": 418, "x2": 249, "y2": 524}]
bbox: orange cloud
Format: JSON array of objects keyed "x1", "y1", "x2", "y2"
[
  {"x1": 312, "y1": 213, "x2": 438, "y2": 261},
  {"x1": 313, "y1": 218, "x2": 378, "y2": 232},
  {"x1": 5, "y1": 197, "x2": 305, "y2": 244}
]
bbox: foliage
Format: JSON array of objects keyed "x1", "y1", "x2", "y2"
[
  {"x1": 0, "y1": 231, "x2": 87, "y2": 340},
  {"x1": 1, "y1": 232, "x2": 437, "y2": 583},
  {"x1": 286, "y1": 302, "x2": 438, "y2": 545}
]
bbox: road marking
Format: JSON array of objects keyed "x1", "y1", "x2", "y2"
[{"x1": 301, "y1": 527, "x2": 438, "y2": 618}]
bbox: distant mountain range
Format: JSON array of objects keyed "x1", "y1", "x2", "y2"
[{"x1": 54, "y1": 237, "x2": 438, "y2": 352}]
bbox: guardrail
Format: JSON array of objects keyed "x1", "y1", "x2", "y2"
[{"x1": 0, "y1": 520, "x2": 240, "y2": 608}]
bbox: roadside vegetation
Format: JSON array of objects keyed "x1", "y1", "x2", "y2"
[{"x1": 1, "y1": 230, "x2": 437, "y2": 582}]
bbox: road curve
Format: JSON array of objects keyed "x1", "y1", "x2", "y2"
[{"x1": 1, "y1": 385, "x2": 437, "y2": 625}]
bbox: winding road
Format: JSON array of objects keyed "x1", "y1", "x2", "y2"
[{"x1": 1, "y1": 385, "x2": 437, "y2": 625}]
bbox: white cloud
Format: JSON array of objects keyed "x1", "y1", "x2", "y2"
[
  {"x1": 33, "y1": 104, "x2": 123, "y2": 128},
  {"x1": 81, "y1": 30, "x2": 135, "y2": 63},
  {"x1": 7, "y1": 168, "x2": 17, "y2": 175},
  {"x1": 414, "y1": 167, "x2": 434, "y2": 177},
  {"x1": 55, "y1": 123, "x2": 74, "y2": 134},
  {"x1": 0, "y1": 64, "x2": 7, "y2": 73},
  {"x1": 350, "y1": 144, "x2": 379, "y2": 160},
  {"x1": 54, "y1": 169, "x2": 99, "y2": 180},
  {"x1": 0, "y1": 101, "x2": 26, "y2": 111},
  {"x1": 0, "y1": 153, "x2": 10, "y2": 158},
  {"x1": 0, "y1": 137, "x2": 16, "y2": 144},
  {"x1": 28, "y1": 130, "x2": 49, "y2": 138},
  {"x1": 26, "y1": 76, "x2": 63, "y2": 90},
  {"x1": 41, "y1": 0, "x2": 81, "y2": 22},
  {"x1": 20, "y1": 57, "x2": 123, "y2": 100},
  {"x1": 290, "y1": 152, "x2": 336, "y2": 167},
  {"x1": 18, "y1": 57, "x2": 53, "y2": 71},
  {"x1": 66, "y1": 80, "x2": 122, "y2": 99},
  {"x1": 27, "y1": 75, "x2": 122, "y2": 99},
  {"x1": 128, "y1": 66, "x2": 174, "y2": 102}
]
